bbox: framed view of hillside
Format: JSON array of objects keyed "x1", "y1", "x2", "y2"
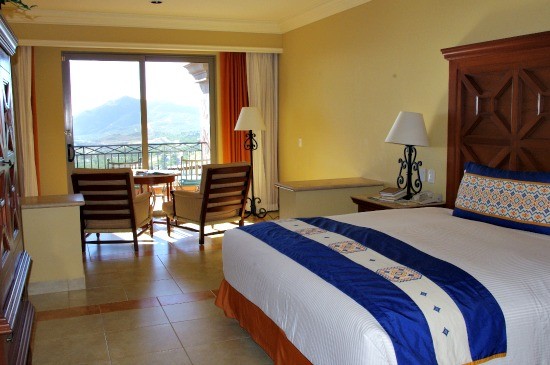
[{"x1": 61, "y1": 53, "x2": 216, "y2": 190}]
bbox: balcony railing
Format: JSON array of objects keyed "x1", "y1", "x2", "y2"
[{"x1": 74, "y1": 142, "x2": 210, "y2": 170}]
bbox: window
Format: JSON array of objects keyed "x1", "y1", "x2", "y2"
[{"x1": 62, "y1": 53, "x2": 216, "y2": 172}]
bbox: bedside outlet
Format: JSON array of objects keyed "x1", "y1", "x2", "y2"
[
  {"x1": 419, "y1": 168, "x2": 426, "y2": 182},
  {"x1": 427, "y1": 169, "x2": 435, "y2": 184}
]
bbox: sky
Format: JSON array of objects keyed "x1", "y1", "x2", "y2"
[{"x1": 69, "y1": 60, "x2": 204, "y2": 116}]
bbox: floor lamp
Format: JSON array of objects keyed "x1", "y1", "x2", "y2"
[
  {"x1": 385, "y1": 111, "x2": 429, "y2": 200},
  {"x1": 234, "y1": 107, "x2": 267, "y2": 218}
]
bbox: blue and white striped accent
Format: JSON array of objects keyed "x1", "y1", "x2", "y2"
[{"x1": 239, "y1": 217, "x2": 507, "y2": 365}]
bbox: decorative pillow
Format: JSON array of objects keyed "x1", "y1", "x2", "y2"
[{"x1": 453, "y1": 162, "x2": 550, "y2": 235}]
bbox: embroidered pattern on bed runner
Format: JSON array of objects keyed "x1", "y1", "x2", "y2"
[{"x1": 239, "y1": 218, "x2": 507, "y2": 365}]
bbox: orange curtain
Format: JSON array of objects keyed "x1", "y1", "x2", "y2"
[{"x1": 220, "y1": 52, "x2": 249, "y2": 163}]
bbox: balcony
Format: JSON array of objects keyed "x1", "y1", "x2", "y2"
[{"x1": 74, "y1": 142, "x2": 210, "y2": 170}]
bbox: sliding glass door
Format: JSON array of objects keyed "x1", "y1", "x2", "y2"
[{"x1": 62, "y1": 53, "x2": 216, "y2": 180}]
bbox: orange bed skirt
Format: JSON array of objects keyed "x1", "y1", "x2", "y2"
[{"x1": 215, "y1": 279, "x2": 313, "y2": 365}]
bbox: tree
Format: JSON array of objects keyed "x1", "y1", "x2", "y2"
[{"x1": 0, "y1": 0, "x2": 35, "y2": 11}]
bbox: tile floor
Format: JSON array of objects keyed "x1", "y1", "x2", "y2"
[{"x1": 29, "y1": 220, "x2": 276, "y2": 365}]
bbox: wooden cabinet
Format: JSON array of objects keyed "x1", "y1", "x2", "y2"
[
  {"x1": 0, "y1": 15, "x2": 34, "y2": 365},
  {"x1": 275, "y1": 178, "x2": 384, "y2": 218},
  {"x1": 442, "y1": 32, "x2": 550, "y2": 207}
]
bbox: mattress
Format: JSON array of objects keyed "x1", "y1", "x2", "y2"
[{"x1": 221, "y1": 208, "x2": 550, "y2": 365}]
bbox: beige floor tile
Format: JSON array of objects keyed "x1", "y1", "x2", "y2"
[
  {"x1": 85, "y1": 255, "x2": 164, "y2": 274},
  {"x1": 123, "y1": 278, "x2": 182, "y2": 300},
  {"x1": 162, "y1": 298, "x2": 223, "y2": 323},
  {"x1": 99, "y1": 297, "x2": 160, "y2": 313},
  {"x1": 157, "y1": 291, "x2": 215, "y2": 306},
  {"x1": 186, "y1": 337, "x2": 272, "y2": 365},
  {"x1": 106, "y1": 323, "x2": 182, "y2": 360},
  {"x1": 85, "y1": 270, "x2": 125, "y2": 288},
  {"x1": 31, "y1": 226, "x2": 275, "y2": 364},
  {"x1": 29, "y1": 291, "x2": 70, "y2": 311},
  {"x1": 116, "y1": 266, "x2": 174, "y2": 284},
  {"x1": 171, "y1": 261, "x2": 222, "y2": 276},
  {"x1": 172, "y1": 315, "x2": 248, "y2": 347},
  {"x1": 174, "y1": 272, "x2": 224, "y2": 293},
  {"x1": 168, "y1": 254, "x2": 223, "y2": 273},
  {"x1": 102, "y1": 306, "x2": 169, "y2": 332},
  {"x1": 33, "y1": 332, "x2": 110, "y2": 365},
  {"x1": 111, "y1": 255, "x2": 167, "y2": 271},
  {"x1": 69, "y1": 285, "x2": 128, "y2": 307},
  {"x1": 163, "y1": 260, "x2": 222, "y2": 280},
  {"x1": 111, "y1": 348, "x2": 192, "y2": 365},
  {"x1": 86, "y1": 266, "x2": 174, "y2": 289},
  {"x1": 35, "y1": 314, "x2": 104, "y2": 340},
  {"x1": 158, "y1": 252, "x2": 208, "y2": 269}
]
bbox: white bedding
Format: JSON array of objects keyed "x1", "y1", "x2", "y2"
[{"x1": 222, "y1": 208, "x2": 550, "y2": 365}]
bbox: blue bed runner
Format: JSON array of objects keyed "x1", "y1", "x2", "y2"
[{"x1": 239, "y1": 217, "x2": 506, "y2": 365}]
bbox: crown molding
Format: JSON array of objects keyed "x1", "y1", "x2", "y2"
[
  {"x1": 4, "y1": 9, "x2": 283, "y2": 34},
  {"x1": 4, "y1": 0, "x2": 372, "y2": 34},
  {"x1": 18, "y1": 39, "x2": 283, "y2": 54},
  {"x1": 281, "y1": 0, "x2": 371, "y2": 33}
]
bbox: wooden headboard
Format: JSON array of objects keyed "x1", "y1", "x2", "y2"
[{"x1": 441, "y1": 31, "x2": 550, "y2": 208}]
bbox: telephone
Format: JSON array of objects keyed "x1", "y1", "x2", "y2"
[{"x1": 412, "y1": 191, "x2": 441, "y2": 204}]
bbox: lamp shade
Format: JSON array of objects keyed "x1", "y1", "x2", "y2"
[
  {"x1": 234, "y1": 107, "x2": 266, "y2": 131},
  {"x1": 385, "y1": 111, "x2": 429, "y2": 147}
]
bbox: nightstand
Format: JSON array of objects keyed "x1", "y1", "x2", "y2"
[{"x1": 351, "y1": 194, "x2": 446, "y2": 212}]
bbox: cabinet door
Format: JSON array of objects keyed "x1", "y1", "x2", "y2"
[
  {"x1": 0, "y1": 170, "x2": 10, "y2": 305},
  {"x1": 0, "y1": 49, "x2": 24, "y2": 334},
  {"x1": 0, "y1": 61, "x2": 14, "y2": 308}
]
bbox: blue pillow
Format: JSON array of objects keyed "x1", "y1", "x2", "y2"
[{"x1": 453, "y1": 162, "x2": 550, "y2": 235}]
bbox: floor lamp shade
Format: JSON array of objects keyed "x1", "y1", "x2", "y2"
[{"x1": 235, "y1": 107, "x2": 266, "y2": 131}]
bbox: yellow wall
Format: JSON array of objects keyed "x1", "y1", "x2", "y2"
[
  {"x1": 279, "y1": 0, "x2": 550, "y2": 197},
  {"x1": 10, "y1": 0, "x2": 550, "y2": 197},
  {"x1": 10, "y1": 23, "x2": 282, "y2": 195}
]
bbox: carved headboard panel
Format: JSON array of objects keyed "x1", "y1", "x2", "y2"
[{"x1": 442, "y1": 32, "x2": 550, "y2": 207}]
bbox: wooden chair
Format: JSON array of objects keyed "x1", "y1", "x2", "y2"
[
  {"x1": 162, "y1": 162, "x2": 251, "y2": 244},
  {"x1": 71, "y1": 168, "x2": 153, "y2": 252},
  {"x1": 179, "y1": 156, "x2": 209, "y2": 188},
  {"x1": 106, "y1": 158, "x2": 142, "y2": 169}
]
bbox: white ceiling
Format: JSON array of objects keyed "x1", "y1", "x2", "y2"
[{"x1": 4, "y1": 0, "x2": 371, "y2": 34}]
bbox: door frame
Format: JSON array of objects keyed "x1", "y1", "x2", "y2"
[{"x1": 61, "y1": 52, "x2": 217, "y2": 190}]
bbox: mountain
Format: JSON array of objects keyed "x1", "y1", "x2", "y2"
[{"x1": 73, "y1": 96, "x2": 202, "y2": 145}]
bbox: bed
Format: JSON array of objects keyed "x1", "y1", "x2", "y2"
[{"x1": 215, "y1": 32, "x2": 550, "y2": 365}]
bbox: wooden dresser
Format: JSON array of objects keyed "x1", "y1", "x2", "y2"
[{"x1": 0, "y1": 15, "x2": 34, "y2": 365}]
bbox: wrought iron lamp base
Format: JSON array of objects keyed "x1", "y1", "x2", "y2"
[
  {"x1": 396, "y1": 145, "x2": 423, "y2": 200},
  {"x1": 244, "y1": 196, "x2": 267, "y2": 219},
  {"x1": 242, "y1": 129, "x2": 267, "y2": 219}
]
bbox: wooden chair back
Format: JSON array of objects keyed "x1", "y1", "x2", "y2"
[
  {"x1": 199, "y1": 163, "x2": 252, "y2": 226},
  {"x1": 71, "y1": 169, "x2": 140, "y2": 251}
]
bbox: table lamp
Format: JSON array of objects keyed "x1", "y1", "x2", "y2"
[
  {"x1": 234, "y1": 107, "x2": 267, "y2": 218},
  {"x1": 385, "y1": 111, "x2": 429, "y2": 200}
]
